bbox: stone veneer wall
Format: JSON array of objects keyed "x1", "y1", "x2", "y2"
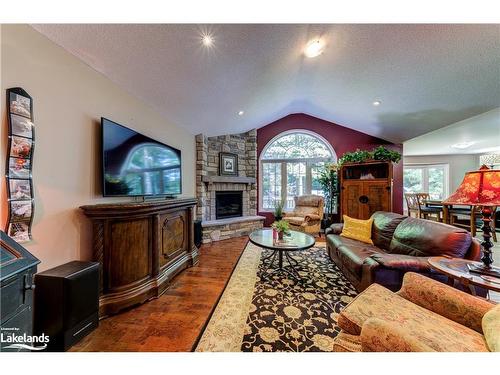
[{"x1": 195, "y1": 130, "x2": 258, "y2": 221}]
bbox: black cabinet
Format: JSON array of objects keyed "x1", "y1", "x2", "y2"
[{"x1": 1, "y1": 230, "x2": 40, "y2": 352}]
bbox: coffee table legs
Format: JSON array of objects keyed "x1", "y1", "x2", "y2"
[{"x1": 262, "y1": 249, "x2": 301, "y2": 281}]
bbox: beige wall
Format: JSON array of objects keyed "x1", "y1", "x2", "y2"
[{"x1": 1, "y1": 25, "x2": 195, "y2": 271}]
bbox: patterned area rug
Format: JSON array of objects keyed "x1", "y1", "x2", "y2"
[{"x1": 195, "y1": 242, "x2": 357, "y2": 352}]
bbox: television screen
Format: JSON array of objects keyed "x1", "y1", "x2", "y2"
[{"x1": 102, "y1": 118, "x2": 182, "y2": 197}]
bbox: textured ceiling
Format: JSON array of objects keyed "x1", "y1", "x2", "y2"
[{"x1": 32, "y1": 24, "x2": 500, "y2": 142}]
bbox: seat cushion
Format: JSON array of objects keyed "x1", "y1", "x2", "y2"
[
  {"x1": 337, "y1": 283, "x2": 488, "y2": 352},
  {"x1": 341, "y1": 215, "x2": 374, "y2": 245},
  {"x1": 335, "y1": 240, "x2": 381, "y2": 277},
  {"x1": 370, "y1": 211, "x2": 407, "y2": 250},
  {"x1": 483, "y1": 304, "x2": 500, "y2": 352},
  {"x1": 389, "y1": 217, "x2": 472, "y2": 257},
  {"x1": 283, "y1": 216, "x2": 305, "y2": 226}
]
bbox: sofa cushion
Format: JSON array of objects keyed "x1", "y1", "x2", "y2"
[
  {"x1": 293, "y1": 206, "x2": 318, "y2": 216},
  {"x1": 284, "y1": 216, "x2": 305, "y2": 226},
  {"x1": 483, "y1": 304, "x2": 500, "y2": 352},
  {"x1": 341, "y1": 215, "x2": 374, "y2": 245},
  {"x1": 370, "y1": 211, "x2": 407, "y2": 250},
  {"x1": 336, "y1": 241, "x2": 380, "y2": 277},
  {"x1": 389, "y1": 217, "x2": 472, "y2": 258},
  {"x1": 370, "y1": 253, "x2": 431, "y2": 273},
  {"x1": 337, "y1": 283, "x2": 488, "y2": 352}
]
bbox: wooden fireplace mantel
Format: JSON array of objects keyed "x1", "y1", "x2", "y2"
[
  {"x1": 80, "y1": 198, "x2": 198, "y2": 317},
  {"x1": 201, "y1": 175, "x2": 256, "y2": 184}
]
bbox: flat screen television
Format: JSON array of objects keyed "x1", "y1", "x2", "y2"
[{"x1": 101, "y1": 118, "x2": 182, "y2": 197}]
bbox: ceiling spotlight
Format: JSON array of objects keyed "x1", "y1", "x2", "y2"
[
  {"x1": 238, "y1": 111, "x2": 244, "y2": 116},
  {"x1": 372, "y1": 100, "x2": 381, "y2": 106},
  {"x1": 304, "y1": 39, "x2": 325, "y2": 58},
  {"x1": 451, "y1": 141, "x2": 475, "y2": 149},
  {"x1": 201, "y1": 34, "x2": 213, "y2": 47}
]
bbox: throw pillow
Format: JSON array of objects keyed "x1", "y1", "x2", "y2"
[
  {"x1": 483, "y1": 303, "x2": 500, "y2": 352},
  {"x1": 340, "y1": 215, "x2": 374, "y2": 245}
]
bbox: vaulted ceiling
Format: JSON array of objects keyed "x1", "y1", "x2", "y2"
[{"x1": 32, "y1": 24, "x2": 500, "y2": 143}]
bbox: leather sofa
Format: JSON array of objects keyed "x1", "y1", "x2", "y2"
[{"x1": 326, "y1": 211, "x2": 482, "y2": 292}]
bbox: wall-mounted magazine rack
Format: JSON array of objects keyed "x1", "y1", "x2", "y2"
[{"x1": 5, "y1": 87, "x2": 35, "y2": 243}]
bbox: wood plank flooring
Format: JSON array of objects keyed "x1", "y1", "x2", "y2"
[{"x1": 70, "y1": 237, "x2": 249, "y2": 352}]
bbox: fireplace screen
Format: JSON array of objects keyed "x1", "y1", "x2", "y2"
[{"x1": 215, "y1": 191, "x2": 243, "y2": 219}]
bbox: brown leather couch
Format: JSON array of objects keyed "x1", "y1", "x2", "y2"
[{"x1": 326, "y1": 211, "x2": 482, "y2": 292}]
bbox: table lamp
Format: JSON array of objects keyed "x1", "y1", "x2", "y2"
[{"x1": 443, "y1": 165, "x2": 500, "y2": 278}]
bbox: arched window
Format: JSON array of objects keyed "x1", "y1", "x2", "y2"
[{"x1": 260, "y1": 130, "x2": 336, "y2": 211}]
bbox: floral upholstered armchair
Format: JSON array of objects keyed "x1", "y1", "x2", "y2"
[
  {"x1": 333, "y1": 272, "x2": 499, "y2": 352},
  {"x1": 282, "y1": 195, "x2": 324, "y2": 236}
]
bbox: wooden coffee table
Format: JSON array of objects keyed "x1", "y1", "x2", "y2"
[
  {"x1": 428, "y1": 256, "x2": 500, "y2": 298},
  {"x1": 249, "y1": 228, "x2": 315, "y2": 280}
]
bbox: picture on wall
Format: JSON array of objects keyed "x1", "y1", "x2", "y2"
[
  {"x1": 10, "y1": 200, "x2": 32, "y2": 220},
  {"x1": 9, "y1": 92, "x2": 31, "y2": 118},
  {"x1": 7, "y1": 221, "x2": 31, "y2": 243},
  {"x1": 10, "y1": 136, "x2": 33, "y2": 158},
  {"x1": 8, "y1": 158, "x2": 31, "y2": 179},
  {"x1": 10, "y1": 114, "x2": 34, "y2": 138},
  {"x1": 219, "y1": 152, "x2": 238, "y2": 176},
  {"x1": 9, "y1": 178, "x2": 32, "y2": 200}
]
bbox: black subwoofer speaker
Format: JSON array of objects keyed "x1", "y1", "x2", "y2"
[
  {"x1": 34, "y1": 261, "x2": 99, "y2": 351},
  {"x1": 194, "y1": 219, "x2": 202, "y2": 248}
]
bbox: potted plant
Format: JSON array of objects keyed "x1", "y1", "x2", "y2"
[
  {"x1": 271, "y1": 220, "x2": 289, "y2": 240},
  {"x1": 318, "y1": 163, "x2": 339, "y2": 228},
  {"x1": 338, "y1": 146, "x2": 401, "y2": 165},
  {"x1": 273, "y1": 199, "x2": 285, "y2": 221}
]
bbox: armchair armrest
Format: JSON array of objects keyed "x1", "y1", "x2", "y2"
[
  {"x1": 397, "y1": 272, "x2": 495, "y2": 333},
  {"x1": 325, "y1": 223, "x2": 343, "y2": 236},
  {"x1": 370, "y1": 253, "x2": 431, "y2": 273},
  {"x1": 361, "y1": 318, "x2": 435, "y2": 352},
  {"x1": 304, "y1": 213, "x2": 321, "y2": 222}
]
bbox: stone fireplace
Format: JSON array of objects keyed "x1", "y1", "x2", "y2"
[{"x1": 195, "y1": 130, "x2": 265, "y2": 243}]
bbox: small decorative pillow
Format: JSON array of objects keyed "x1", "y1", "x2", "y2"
[
  {"x1": 340, "y1": 215, "x2": 374, "y2": 245},
  {"x1": 482, "y1": 304, "x2": 500, "y2": 352}
]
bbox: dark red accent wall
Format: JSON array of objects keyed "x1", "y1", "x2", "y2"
[{"x1": 257, "y1": 113, "x2": 403, "y2": 225}]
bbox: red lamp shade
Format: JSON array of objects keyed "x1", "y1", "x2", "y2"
[{"x1": 443, "y1": 165, "x2": 500, "y2": 206}]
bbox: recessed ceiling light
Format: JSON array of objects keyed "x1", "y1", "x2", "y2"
[
  {"x1": 201, "y1": 34, "x2": 213, "y2": 47},
  {"x1": 372, "y1": 100, "x2": 381, "y2": 106},
  {"x1": 304, "y1": 39, "x2": 325, "y2": 58},
  {"x1": 451, "y1": 141, "x2": 475, "y2": 149},
  {"x1": 238, "y1": 110, "x2": 244, "y2": 116}
]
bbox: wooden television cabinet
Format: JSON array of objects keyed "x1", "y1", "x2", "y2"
[{"x1": 80, "y1": 198, "x2": 198, "y2": 317}]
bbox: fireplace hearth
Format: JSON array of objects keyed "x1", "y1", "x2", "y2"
[{"x1": 216, "y1": 191, "x2": 243, "y2": 220}]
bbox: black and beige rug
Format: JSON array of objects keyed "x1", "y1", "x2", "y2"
[{"x1": 195, "y1": 242, "x2": 357, "y2": 352}]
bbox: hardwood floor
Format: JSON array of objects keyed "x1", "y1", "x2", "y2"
[{"x1": 70, "y1": 237, "x2": 249, "y2": 352}]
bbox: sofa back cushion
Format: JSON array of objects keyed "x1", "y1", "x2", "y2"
[
  {"x1": 389, "y1": 217, "x2": 472, "y2": 258},
  {"x1": 370, "y1": 211, "x2": 407, "y2": 250}
]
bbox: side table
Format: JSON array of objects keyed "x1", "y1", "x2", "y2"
[{"x1": 428, "y1": 256, "x2": 500, "y2": 299}]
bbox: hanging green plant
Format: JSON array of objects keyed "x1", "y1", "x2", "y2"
[{"x1": 372, "y1": 146, "x2": 402, "y2": 163}]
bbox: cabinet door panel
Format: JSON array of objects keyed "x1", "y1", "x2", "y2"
[
  {"x1": 159, "y1": 211, "x2": 187, "y2": 268},
  {"x1": 365, "y1": 183, "x2": 390, "y2": 217},
  {"x1": 342, "y1": 182, "x2": 362, "y2": 218},
  {"x1": 107, "y1": 218, "x2": 151, "y2": 290}
]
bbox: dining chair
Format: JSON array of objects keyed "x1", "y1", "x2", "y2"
[
  {"x1": 417, "y1": 193, "x2": 443, "y2": 222},
  {"x1": 404, "y1": 193, "x2": 420, "y2": 218}
]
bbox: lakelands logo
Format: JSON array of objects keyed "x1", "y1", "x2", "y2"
[{"x1": 1, "y1": 327, "x2": 49, "y2": 351}]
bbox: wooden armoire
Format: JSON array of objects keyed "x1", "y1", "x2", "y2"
[{"x1": 340, "y1": 161, "x2": 393, "y2": 220}]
